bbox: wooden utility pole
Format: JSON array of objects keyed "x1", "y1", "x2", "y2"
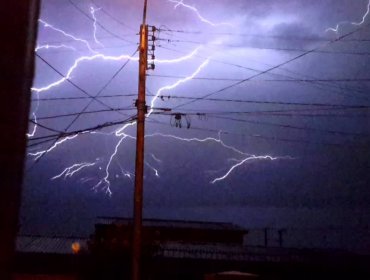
[{"x1": 132, "y1": 1, "x2": 148, "y2": 280}]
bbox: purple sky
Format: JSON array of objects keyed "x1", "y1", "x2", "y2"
[{"x1": 22, "y1": 0, "x2": 370, "y2": 252}]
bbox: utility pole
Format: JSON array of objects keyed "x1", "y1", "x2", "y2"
[{"x1": 132, "y1": 1, "x2": 148, "y2": 280}]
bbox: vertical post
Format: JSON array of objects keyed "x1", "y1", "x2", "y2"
[
  {"x1": 278, "y1": 229, "x2": 284, "y2": 248},
  {"x1": 264, "y1": 228, "x2": 268, "y2": 247},
  {"x1": 132, "y1": 14, "x2": 148, "y2": 280},
  {"x1": 0, "y1": 1, "x2": 40, "y2": 279}
]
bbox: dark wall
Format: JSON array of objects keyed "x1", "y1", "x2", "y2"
[
  {"x1": 94, "y1": 224, "x2": 246, "y2": 246},
  {"x1": 0, "y1": 1, "x2": 40, "y2": 279}
]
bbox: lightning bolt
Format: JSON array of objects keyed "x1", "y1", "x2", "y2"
[
  {"x1": 93, "y1": 135, "x2": 128, "y2": 195},
  {"x1": 147, "y1": 59, "x2": 210, "y2": 116},
  {"x1": 90, "y1": 6, "x2": 104, "y2": 47},
  {"x1": 146, "y1": 132, "x2": 292, "y2": 184},
  {"x1": 145, "y1": 161, "x2": 160, "y2": 177},
  {"x1": 31, "y1": 53, "x2": 139, "y2": 93},
  {"x1": 152, "y1": 46, "x2": 201, "y2": 63},
  {"x1": 38, "y1": 19, "x2": 98, "y2": 53},
  {"x1": 33, "y1": 55, "x2": 292, "y2": 191},
  {"x1": 27, "y1": 91, "x2": 41, "y2": 139},
  {"x1": 168, "y1": 0, "x2": 234, "y2": 27},
  {"x1": 146, "y1": 131, "x2": 250, "y2": 157},
  {"x1": 93, "y1": 60, "x2": 210, "y2": 192},
  {"x1": 30, "y1": 11, "x2": 293, "y2": 194},
  {"x1": 28, "y1": 135, "x2": 79, "y2": 160},
  {"x1": 32, "y1": 47, "x2": 201, "y2": 94},
  {"x1": 35, "y1": 44, "x2": 77, "y2": 52},
  {"x1": 52, "y1": 162, "x2": 97, "y2": 180},
  {"x1": 150, "y1": 154, "x2": 162, "y2": 163},
  {"x1": 27, "y1": 113, "x2": 38, "y2": 138},
  {"x1": 211, "y1": 155, "x2": 279, "y2": 184},
  {"x1": 29, "y1": 43, "x2": 202, "y2": 190},
  {"x1": 123, "y1": 172, "x2": 134, "y2": 179},
  {"x1": 113, "y1": 56, "x2": 207, "y2": 138},
  {"x1": 326, "y1": 0, "x2": 370, "y2": 33}
]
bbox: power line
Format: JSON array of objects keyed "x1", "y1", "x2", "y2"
[
  {"x1": 31, "y1": 51, "x2": 137, "y2": 165},
  {"x1": 157, "y1": 25, "x2": 370, "y2": 100},
  {"x1": 63, "y1": 49, "x2": 138, "y2": 131},
  {"x1": 33, "y1": 91, "x2": 367, "y2": 108},
  {"x1": 148, "y1": 74, "x2": 370, "y2": 83},
  {"x1": 37, "y1": 34, "x2": 137, "y2": 46},
  {"x1": 31, "y1": 103, "x2": 369, "y2": 122},
  {"x1": 68, "y1": 0, "x2": 136, "y2": 44},
  {"x1": 157, "y1": 45, "x2": 370, "y2": 102},
  {"x1": 157, "y1": 32, "x2": 370, "y2": 96},
  {"x1": 91, "y1": 0, "x2": 136, "y2": 32},
  {"x1": 35, "y1": 42, "x2": 137, "y2": 54},
  {"x1": 32, "y1": 93, "x2": 137, "y2": 102},
  {"x1": 149, "y1": 107, "x2": 369, "y2": 137},
  {"x1": 160, "y1": 37, "x2": 370, "y2": 56},
  {"x1": 208, "y1": 115, "x2": 369, "y2": 138},
  {"x1": 153, "y1": 106, "x2": 370, "y2": 118},
  {"x1": 36, "y1": 107, "x2": 135, "y2": 121},
  {"x1": 146, "y1": 117, "x2": 367, "y2": 149},
  {"x1": 148, "y1": 92, "x2": 368, "y2": 108},
  {"x1": 159, "y1": 27, "x2": 370, "y2": 42},
  {"x1": 35, "y1": 53, "x2": 129, "y2": 116},
  {"x1": 153, "y1": 111, "x2": 369, "y2": 121},
  {"x1": 172, "y1": 23, "x2": 370, "y2": 110},
  {"x1": 27, "y1": 115, "x2": 137, "y2": 148},
  {"x1": 29, "y1": 119, "x2": 65, "y2": 134}
]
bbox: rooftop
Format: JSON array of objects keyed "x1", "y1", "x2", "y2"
[
  {"x1": 96, "y1": 217, "x2": 246, "y2": 232},
  {"x1": 16, "y1": 235, "x2": 87, "y2": 255}
]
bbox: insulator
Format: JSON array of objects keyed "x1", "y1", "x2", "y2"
[
  {"x1": 151, "y1": 54, "x2": 155, "y2": 60},
  {"x1": 152, "y1": 26, "x2": 157, "y2": 32},
  {"x1": 147, "y1": 63, "x2": 155, "y2": 70}
]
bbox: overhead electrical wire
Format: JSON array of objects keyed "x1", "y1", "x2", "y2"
[
  {"x1": 32, "y1": 93, "x2": 137, "y2": 102},
  {"x1": 146, "y1": 117, "x2": 368, "y2": 149},
  {"x1": 67, "y1": 0, "x2": 136, "y2": 44},
  {"x1": 148, "y1": 74, "x2": 370, "y2": 83},
  {"x1": 33, "y1": 91, "x2": 368, "y2": 108},
  {"x1": 91, "y1": 0, "x2": 136, "y2": 32},
  {"x1": 172, "y1": 23, "x2": 370, "y2": 110},
  {"x1": 156, "y1": 24, "x2": 370, "y2": 99},
  {"x1": 30, "y1": 49, "x2": 137, "y2": 166},
  {"x1": 27, "y1": 115, "x2": 137, "y2": 148},
  {"x1": 28, "y1": 9, "x2": 370, "y2": 161},
  {"x1": 157, "y1": 31, "x2": 370, "y2": 97},
  {"x1": 30, "y1": 104, "x2": 369, "y2": 123},
  {"x1": 156, "y1": 45, "x2": 370, "y2": 101},
  {"x1": 208, "y1": 115, "x2": 369, "y2": 138},
  {"x1": 159, "y1": 37, "x2": 370, "y2": 56},
  {"x1": 35, "y1": 53, "x2": 131, "y2": 116},
  {"x1": 36, "y1": 107, "x2": 136, "y2": 121},
  {"x1": 159, "y1": 27, "x2": 370, "y2": 42},
  {"x1": 63, "y1": 49, "x2": 138, "y2": 131}
]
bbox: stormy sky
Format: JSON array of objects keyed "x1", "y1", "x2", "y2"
[{"x1": 22, "y1": 0, "x2": 370, "y2": 252}]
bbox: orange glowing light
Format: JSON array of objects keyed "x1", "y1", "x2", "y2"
[{"x1": 71, "y1": 242, "x2": 81, "y2": 254}]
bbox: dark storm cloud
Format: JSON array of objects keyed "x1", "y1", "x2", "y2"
[{"x1": 271, "y1": 22, "x2": 321, "y2": 40}]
